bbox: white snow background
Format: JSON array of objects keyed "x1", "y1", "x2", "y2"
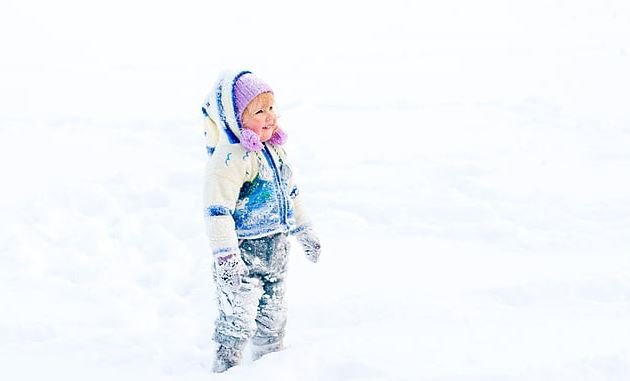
[{"x1": 2, "y1": 0, "x2": 630, "y2": 380}]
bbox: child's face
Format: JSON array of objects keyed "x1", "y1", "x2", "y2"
[{"x1": 241, "y1": 93, "x2": 277, "y2": 143}]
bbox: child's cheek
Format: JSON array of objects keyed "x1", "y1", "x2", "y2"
[
  {"x1": 243, "y1": 119, "x2": 257, "y2": 134},
  {"x1": 249, "y1": 123, "x2": 263, "y2": 137}
]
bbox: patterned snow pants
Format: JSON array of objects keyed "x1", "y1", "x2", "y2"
[{"x1": 212, "y1": 232, "x2": 290, "y2": 372}]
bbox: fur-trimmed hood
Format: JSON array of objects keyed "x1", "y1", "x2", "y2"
[{"x1": 202, "y1": 70, "x2": 249, "y2": 156}]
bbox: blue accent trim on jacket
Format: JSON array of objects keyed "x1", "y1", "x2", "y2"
[
  {"x1": 213, "y1": 247, "x2": 238, "y2": 256},
  {"x1": 290, "y1": 224, "x2": 310, "y2": 235},
  {"x1": 262, "y1": 144, "x2": 289, "y2": 225},
  {"x1": 216, "y1": 82, "x2": 240, "y2": 144},
  {"x1": 238, "y1": 224, "x2": 287, "y2": 238},
  {"x1": 206, "y1": 146, "x2": 215, "y2": 156},
  {"x1": 289, "y1": 186, "x2": 299, "y2": 199},
  {"x1": 206, "y1": 205, "x2": 233, "y2": 216}
]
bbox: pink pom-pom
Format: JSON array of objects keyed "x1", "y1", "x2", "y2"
[
  {"x1": 240, "y1": 128, "x2": 263, "y2": 151},
  {"x1": 269, "y1": 128, "x2": 287, "y2": 145}
]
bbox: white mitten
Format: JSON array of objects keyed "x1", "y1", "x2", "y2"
[
  {"x1": 215, "y1": 252, "x2": 247, "y2": 291},
  {"x1": 295, "y1": 228, "x2": 321, "y2": 263}
]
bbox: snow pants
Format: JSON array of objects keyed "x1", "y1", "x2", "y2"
[{"x1": 212, "y1": 232, "x2": 289, "y2": 371}]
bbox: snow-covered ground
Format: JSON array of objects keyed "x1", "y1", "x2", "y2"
[{"x1": 2, "y1": 1, "x2": 630, "y2": 380}]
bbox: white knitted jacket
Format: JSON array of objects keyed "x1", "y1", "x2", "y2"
[{"x1": 202, "y1": 71, "x2": 311, "y2": 256}]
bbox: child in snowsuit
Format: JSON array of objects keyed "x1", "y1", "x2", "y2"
[{"x1": 201, "y1": 70, "x2": 321, "y2": 373}]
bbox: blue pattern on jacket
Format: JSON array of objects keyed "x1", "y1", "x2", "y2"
[{"x1": 232, "y1": 145, "x2": 296, "y2": 238}]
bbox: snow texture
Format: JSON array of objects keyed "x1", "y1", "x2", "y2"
[{"x1": 2, "y1": 0, "x2": 630, "y2": 380}]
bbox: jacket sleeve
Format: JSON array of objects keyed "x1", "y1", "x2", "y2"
[
  {"x1": 290, "y1": 191, "x2": 311, "y2": 234},
  {"x1": 284, "y1": 150, "x2": 312, "y2": 234},
  {"x1": 203, "y1": 145, "x2": 246, "y2": 256}
]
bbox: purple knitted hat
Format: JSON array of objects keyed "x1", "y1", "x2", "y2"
[{"x1": 233, "y1": 72, "x2": 273, "y2": 121}]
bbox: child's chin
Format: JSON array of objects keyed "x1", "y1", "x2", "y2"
[{"x1": 259, "y1": 133, "x2": 273, "y2": 142}]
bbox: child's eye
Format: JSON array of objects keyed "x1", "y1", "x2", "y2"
[
  {"x1": 255, "y1": 109, "x2": 264, "y2": 115},
  {"x1": 269, "y1": 106, "x2": 274, "y2": 111}
]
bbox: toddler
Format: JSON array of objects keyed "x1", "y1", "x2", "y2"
[{"x1": 201, "y1": 70, "x2": 321, "y2": 373}]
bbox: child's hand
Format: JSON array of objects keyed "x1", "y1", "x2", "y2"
[
  {"x1": 215, "y1": 252, "x2": 247, "y2": 291},
  {"x1": 296, "y1": 228, "x2": 321, "y2": 263}
]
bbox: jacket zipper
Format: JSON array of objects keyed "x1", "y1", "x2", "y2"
[{"x1": 262, "y1": 144, "x2": 288, "y2": 226}]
